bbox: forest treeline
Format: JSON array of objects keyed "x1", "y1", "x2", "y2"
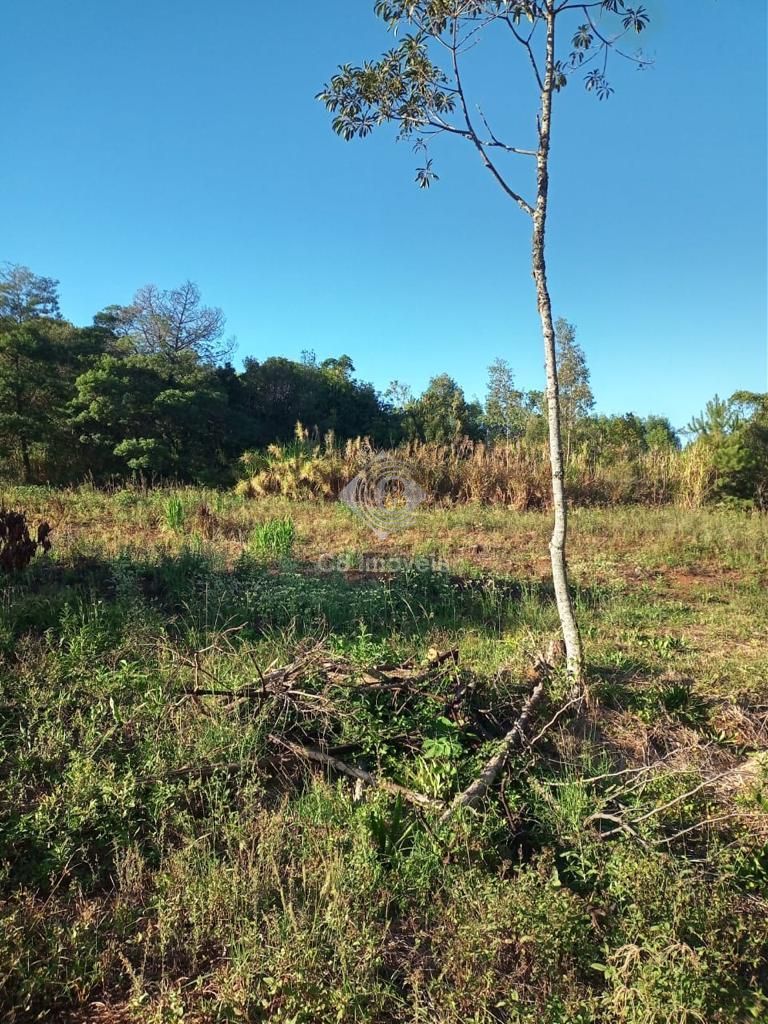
[{"x1": 1, "y1": 265, "x2": 766, "y2": 506}]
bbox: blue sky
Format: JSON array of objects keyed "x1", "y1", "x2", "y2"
[{"x1": 1, "y1": 0, "x2": 765, "y2": 430}]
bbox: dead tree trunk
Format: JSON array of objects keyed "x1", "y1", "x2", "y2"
[{"x1": 532, "y1": 7, "x2": 584, "y2": 689}]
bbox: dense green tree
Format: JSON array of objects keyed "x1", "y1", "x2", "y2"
[
  {"x1": 688, "y1": 392, "x2": 768, "y2": 508},
  {"x1": 644, "y1": 415, "x2": 680, "y2": 451},
  {"x1": 0, "y1": 322, "x2": 64, "y2": 479},
  {"x1": 0, "y1": 267, "x2": 87, "y2": 479},
  {"x1": 317, "y1": 356, "x2": 392, "y2": 439},
  {"x1": 0, "y1": 264, "x2": 61, "y2": 323},
  {"x1": 320, "y1": 354, "x2": 356, "y2": 380},
  {"x1": 730, "y1": 393, "x2": 768, "y2": 508},
  {"x1": 70, "y1": 354, "x2": 236, "y2": 481},
  {"x1": 240, "y1": 355, "x2": 392, "y2": 446},
  {"x1": 686, "y1": 395, "x2": 738, "y2": 442},
  {"x1": 240, "y1": 357, "x2": 319, "y2": 443},
  {"x1": 409, "y1": 373, "x2": 482, "y2": 443},
  {"x1": 580, "y1": 413, "x2": 679, "y2": 462},
  {"x1": 584, "y1": 413, "x2": 646, "y2": 460}
]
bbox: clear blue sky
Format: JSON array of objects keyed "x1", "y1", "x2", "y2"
[{"x1": 2, "y1": 0, "x2": 765, "y2": 430}]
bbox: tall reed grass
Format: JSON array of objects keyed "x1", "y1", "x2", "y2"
[{"x1": 236, "y1": 430, "x2": 719, "y2": 510}]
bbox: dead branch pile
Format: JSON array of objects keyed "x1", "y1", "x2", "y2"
[
  {"x1": 0, "y1": 510, "x2": 52, "y2": 574},
  {"x1": 174, "y1": 639, "x2": 559, "y2": 819}
]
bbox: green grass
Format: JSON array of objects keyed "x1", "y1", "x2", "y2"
[
  {"x1": 248, "y1": 515, "x2": 296, "y2": 560},
  {"x1": 0, "y1": 488, "x2": 766, "y2": 1021},
  {"x1": 163, "y1": 494, "x2": 186, "y2": 532}
]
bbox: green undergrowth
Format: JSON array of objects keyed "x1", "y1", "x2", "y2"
[{"x1": 0, "y1": 501, "x2": 767, "y2": 1022}]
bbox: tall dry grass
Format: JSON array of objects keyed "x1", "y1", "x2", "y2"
[{"x1": 236, "y1": 431, "x2": 719, "y2": 510}]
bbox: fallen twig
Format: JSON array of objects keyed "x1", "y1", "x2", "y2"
[
  {"x1": 440, "y1": 666, "x2": 550, "y2": 822},
  {"x1": 527, "y1": 693, "x2": 585, "y2": 747},
  {"x1": 544, "y1": 748, "x2": 687, "y2": 788},
  {"x1": 584, "y1": 810, "x2": 649, "y2": 848},
  {"x1": 140, "y1": 757, "x2": 270, "y2": 784},
  {"x1": 268, "y1": 733, "x2": 444, "y2": 811},
  {"x1": 632, "y1": 766, "x2": 749, "y2": 824},
  {"x1": 179, "y1": 646, "x2": 459, "y2": 706},
  {"x1": 657, "y1": 812, "x2": 740, "y2": 845}
]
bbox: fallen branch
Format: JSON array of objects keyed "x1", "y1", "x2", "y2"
[
  {"x1": 180, "y1": 646, "x2": 459, "y2": 704},
  {"x1": 544, "y1": 748, "x2": 686, "y2": 788},
  {"x1": 441, "y1": 668, "x2": 550, "y2": 822},
  {"x1": 268, "y1": 733, "x2": 444, "y2": 811},
  {"x1": 579, "y1": 763, "x2": 755, "y2": 847},
  {"x1": 584, "y1": 810, "x2": 649, "y2": 848},
  {"x1": 326, "y1": 648, "x2": 459, "y2": 690},
  {"x1": 657, "y1": 812, "x2": 740, "y2": 845}
]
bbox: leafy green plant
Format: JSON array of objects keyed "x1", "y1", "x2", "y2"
[
  {"x1": 407, "y1": 717, "x2": 464, "y2": 799},
  {"x1": 365, "y1": 795, "x2": 415, "y2": 866}
]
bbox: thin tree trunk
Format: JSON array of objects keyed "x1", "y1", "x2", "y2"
[
  {"x1": 13, "y1": 359, "x2": 31, "y2": 483},
  {"x1": 20, "y1": 442, "x2": 31, "y2": 482},
  {"x1": 532, "y1": 7, "x2": 584, "y2": 688}
]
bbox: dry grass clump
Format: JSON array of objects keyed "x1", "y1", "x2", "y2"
[{"x1": 236, "y1": 430, "x2": 371, "y2": 501}]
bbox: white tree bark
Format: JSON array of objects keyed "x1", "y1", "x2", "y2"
[{"x1": 532, "y1": 6, "x2": 585, "y2": 688}]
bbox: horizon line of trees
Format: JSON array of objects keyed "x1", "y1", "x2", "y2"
[{"x1": 1, "y1": 264, "x2": 765, "y2": 505}]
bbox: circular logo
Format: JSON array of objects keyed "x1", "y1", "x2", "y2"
[{"x1": 339, "y1": 454, "x2": 427, "y2": 537}]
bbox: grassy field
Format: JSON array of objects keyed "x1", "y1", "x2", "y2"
[{"x1": 1, "y1": 486, "x2": 767, "y2": 1023}]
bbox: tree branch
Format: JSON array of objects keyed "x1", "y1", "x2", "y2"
[
  {"x1": 440, "y1": 676, "x2": 547, "y2": 821},
  {"x1": 505, "y1": 16, "x2": 545, "y2": 92},
  {"x1": 450, "y1": 24, "x2": 535, "y2": 216}
]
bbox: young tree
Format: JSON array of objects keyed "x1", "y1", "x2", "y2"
[
  {"x1": 688, "y1": 392, "x2": 768, "y2": 509},
  {"x1": 383, "y1": 379, "x2": 418, "y2": 442},
  {"x1": 412, "y1": 373, "x2": 482, "y2": 442},
  {"x1": 555, "y1": 319, "x2": 594, "y2": 461},
  {"x1": 484, "y1": 357, "x2": 525, "y2": 441},
  {"x1": 644, "y1": 415, "x2": 680, "y2": 451},
  {"x1": 320, "y1": 1, "x2": 652, "y2": 685},
  {"x1": 686, "y1": 395, "x2": 738, "y2": 442}
]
